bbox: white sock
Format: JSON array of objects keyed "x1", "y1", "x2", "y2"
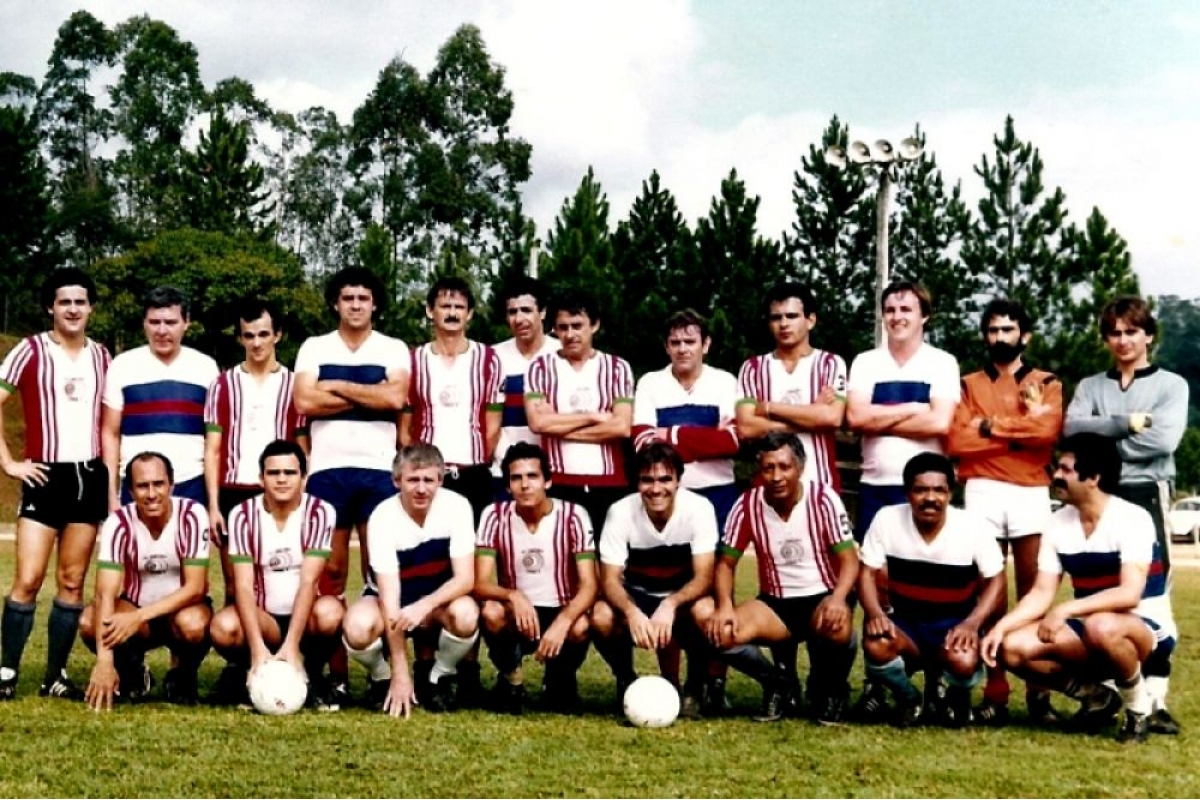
[
  {"x1": 0, "y1": 667, "x2": 16, "y2": 681},
  {"x1": 346, "y1": 637, "x2": 391, "y2": 682},
  {"x1": 430, "y1": 629, "x2": 479, "y2": 683},
  {"x1": 1117, "y1": 671, "x2": 1151, "y2": 716}
]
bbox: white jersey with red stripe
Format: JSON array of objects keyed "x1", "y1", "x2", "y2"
[
  {"x1": 227, "y1": 494, "x2": 334, "y2": 615},
  {"x1": 633, "y1": 365, "x2": 738, "y2": 490},
  {"x1": 491, "y1": 336, "x2": 560, "y2": 477},
  {"x1": 475, "y1": 499, "x2": 594, "y2": 607},
  {"x1": 97, "y1": 498, "x2": 210, "y2": 607},
  {"x1": 737, "y1": 350, "x2": 846, "y2": 488},
  {"x1": 526, "y1": 350, "x2": 634, "y2": 487},
  {"x1": 721, "y1": 485, "x2": 855, "y2": 598},
  {"x1": 204, "y1": 366, "x2": 306, "y2": 488},
  {"x1": 0, "y1": 332, "x2": 111, "y2": 462},
  {"x1": 407, "y1": 341, "x2": 503, "y2": 467}
]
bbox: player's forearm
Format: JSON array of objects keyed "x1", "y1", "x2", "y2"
[
  {"x1": 847, "y1": 403, "x2": 919, "y2": 433},
  {"x1": 964, "y1": 575, "x2": 1007, "y2": 630},
  {"x1": 564, "y1": 419, "x2": 631, "y2": 443},
  {"x1": 713, "y1": 559, "x2": 737, "y2": 607},
  {"x1": 601, "y1": 570, "x2": 640, "y2": 618},
  {"x1": 733, "y1": 407, "x2": 790, "y2": 440},
  {"x1": 327, "y1": 379, "x2": 408, "y2": 411},
  {"x1": 100, "y1": 418, "x2": 122, "y2": 500},
  {"x1": 398, "y1": 412, "x2": 414, "y2": 448},
  {"x1": 828, "y1": 549, "x2": 859, "y2": 603},
  {"x1": 887, "y1": 406, "x2": 955, "y2": 437},
  {"x1": 560, "y1": 566, "x2": 598, "y2": 624},
  {"x1": 769, "y1": 400, "x2": 846, "y2": 432},
  {"x1": 203, "y1": 433, "x2": 223, "y2": 514},
  {"x1": 525, "y1": 407, "x2": 597, "y2": 436},
  {"x1": 141, "y1": 571, "x2": 208, "y2": 622},
  {"x1": 293, "y1": 385, "x2": 354, "y2": 417},
  {"x1": 285, "y1": 580, "x2": 320, "y2": 654},
  {"x1": 93, "y1": 588, "x2": 119, "y2": 663},
  {"x1": 857, "y1": 567, "x2": 887, "y2": 620}
]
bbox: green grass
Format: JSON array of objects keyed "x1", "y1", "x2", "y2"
[{"x1": 0, "y1": 547, "x2": 1197, "y2": 798}]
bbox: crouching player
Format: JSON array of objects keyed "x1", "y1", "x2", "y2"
[
  {"x1": 693, "y1": 432, "x2": 859, "y2": 723},
  {"x1": 982, "y1": 434, "x2": 1177, "y2": 743},
  {"x1": 81, "y1": 452, "x2": 211, "y2": 709},
  {"x1": 591, "y1": 442, "x2": 718, "y2": 717},
  {"x1": 475, "y1": 442, "x2": 596, "y2": 714},
  {"x1": 343, "y1": 444, "x2": 479, "y2": 717},
  {"x1": 859, "y1": 452, "x2": 1006, "y2": 727},
  {"x1": 208, "y1": 440, "x2": 344, "y2": 708}
]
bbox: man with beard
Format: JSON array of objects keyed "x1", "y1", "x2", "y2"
[{"x1": 947, "y1": 298, "x2": 1062, "y2": 726}]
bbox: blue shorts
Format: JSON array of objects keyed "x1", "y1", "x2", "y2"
[
  {"x1": 1064, "y1": 615, "x2": 1176, "y2": 669},
  {"x1": 306, "y1": 467, "x2": 394, "y2": 529},
  {"x1": 855, "y1": 484, "x2": 907, "y2": 543},
  {"x1": 695, "y1": 483, "x2": 740, "y2": 533},
  {"x1": 891, "y1": 615, "x2": 959, "y2": 658}
]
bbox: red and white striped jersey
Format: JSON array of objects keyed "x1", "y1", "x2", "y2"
[
  {"x1": 0, "y1": 333, "x2": 110, "y2": 462},
  {"x1": 227, "y1": 493, "x2": 334, "y2": 615},
  {"x1": 204, "y1": 366, "x2": 306, "y2": 487},
  {"x1": 475, "y1": 499, "x2": 594, "y2": 608},
  {"x1": 97, "y1": 498, "x2": 210, "y2": 607},
  {"x1": 407, "y1": 341, "x2": 503, "y2": 467},
  {"x1": 721, "y1": 485, "x2": 855, "y2": 598}
]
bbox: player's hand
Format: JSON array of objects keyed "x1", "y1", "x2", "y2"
[
  {"x1": 3, "y1": 459, "x2": 49, "y2": 487},
  {"x1": 535, "y1": 617, "x2": 571, "y2": 662},
  {"x1": 100, "y1": 610, "x2": 142, "y2": 648},
  {"x1": 208, "y1": 507, "x2": 228, "y2": 547},
  {"x1": 1037, "y1": 609, "x2": 1066, "y2": 644},
  {"x1": 395, "y1": 600, "x2": 431, "y2": 633},
  {"x1": 86, "y1": 661, "x2": 119, "y2": 712},
  {"x1": 817, "y1": 384, "x2": 838, "y2": 405},
  {"x1": 864, "y1": 614, "x2": 895, "y2": 641},
  {"x1": 944, "y1": 622, "x2": 979, "y2": 653},
  {"x1": 509, "y1": 592, "x2": 540, "y2": 641},
  {"x1": 628, "y1": 610, "x2": 657, "y2": 650},
  {"x1": 108, "y1": 490, "x2": 121, "y2": 514},
  {"x1": 708, "y1": 605, "x2": 738, "y2": 649},
  {"x1": 980, "y1": 629, "x2": 1003, "y2": 668},
  {"x1": 1128, "y1": 413, "x2": 1153, "y2": 434},
  {"x1": 383, "y1": 673, "x2": 416, "y2": 719},
  {"x1": 276, "y1": 646, "x2": 304, "y2": 674},
  {"x1": 813, "y1": 596, "x2": 850, "y2": 635},
  {"x1": 648, "y1": 603, "x2": 677, "y2": 649}
]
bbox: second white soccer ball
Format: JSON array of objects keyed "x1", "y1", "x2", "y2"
[
  {"x1": 623, "y1": 675, "x2": 681, "y2": 728},
  {"x1": 247, "y1": 660, "x2": 308, "y2": 716}
]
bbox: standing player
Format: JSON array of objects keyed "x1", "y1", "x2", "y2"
[
  {"x1": 401, "y1": 276, "x2": 503, "y2": 521},
  {"x1": 982, "y1": 434, "x2": 1176, "y2": 744},
  {"x1": 859, "y1": 453, "x2": 1006, "y2": 727},
  {"x1": 693, "y1": 432, "x2": 859, "y2": 724},
  {"x1": 491, "y1": 277, "x2": 558, "y2": 496},
  {"x1": 846, "y1": 281, "x2": 959, "y2": 717},
  {"x1": 101, "y1": 287, "x2": 219, "y2": 509},
  {"x1": 0, "y1": 269, "x2": 110, "y2": 700},
  {"x1": 526, "y1": 289, "x2": 634, "y2": 538},
  {"x1": 342, "y1": 444, "x2": 479, "y2": 716},
  {"x1": 1064, "y1": 295, "x2": 1187, "y2": 735},
  {"x1": 208, "y1": 440, "x2": 344, "y2": 708},
  {"x1": 294, "y1": 267, "x2": 409, "y2": 702},
  {"x1": 947, "y1": 298, "x2": 1062, "y2": 725},
  {"x1": 204, "y1": 299, "x2": 307, "y2": 607},
  {"x1": 475, "y1": 442, "x2": 596, "y2": 714},
  {"x1": 591, "y1": 443, "x2": 717, "y2": 717},
  {"x1": 735, "y1": 282, "x2": 847, "y2": 490},
  {"x1": 80, "y1": 453, "x2": 212, "y2": 710}
]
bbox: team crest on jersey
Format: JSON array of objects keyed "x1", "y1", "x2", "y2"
[
  {"x1": 64, "y1": 376, "x2": 82, "y2": 401},
  {"x1": 779, "y1": 539, "x2": 805, "y2": 565},
  {"x1": 438, "y1": 384, "x2": 462, "y2": 407},
  {"x1": 782, "y1": 389, "x2": 804, "y2": 406},
  {"x1": 568, "y1": 387, "x2": 594, "y2": 411},
  {"x1": 267, "y1": 548, "x2": 298, "y2": 572},
  {"x1": 144, "y1": 555, "x2": 170, "y2": 574},
  {"x1": 521, "y1": 548, "x2": 546, "y2": 574}
]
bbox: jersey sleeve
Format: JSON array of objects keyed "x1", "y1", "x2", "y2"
[
  {"x1": 688, "y1": 494, "x2": 719, "y2": 556},
  {"x1": 203, "y1": 373, "x2": 227, "y2": 432},
  {"x1": 102, "y1": 354, "x2": 127, "y2": 410},
  {"x1": 367, "y1": 504, "x2": 398, "y2": 576},
  {"x1": 736, "y1": 357, "x2": 761, "y2": 406},
  {"x1": 0, "y1": 337, "x2": 32, "y2": 394},
  {"x1": 720, "y1": 493, "x2": 753, "y2": 559},
  {"x1": 525, "y1": 355, "x2": 549, "y2": 401},
  {"x1": 931, "y1": 351, "x2": 961, "y2": 400},
  {"x1": 598, "y1": 501, "x2": 630, "y2": 566},
  {"x1": 846, "y1": 351, "x2": 872, "y2": 398},
  {"x1": 816, "y1": 488, "x2": 856, "y2": 553},
  {"x1": 570, "y1": 504, "x2": 594, "y2": 560},
  {"x1": 448, "y1": 494, "x2": 476, "y2": 559},
  {"x1": 227, "y1": 501, "x2": 254, "y2": 562},
  {"x1": 293, "y1": 338, "x2": 318, "y2": 377},
  {"x1": 483, "y1": 346, "x2": 504, "y2": 411},
  {"x1": 860, "y1": 505, "x2": 892, "y2": 569},
  {"x1": 96, "y1": 512, "x2": 128, "y2": 571},
  {"x1": 178, "y1": 502, "x2": 211, "y2": 565},
  {"x1": 476, "y1": 504, "x2": 501, "y2": 554},
  {"x1": 1037, "y1": 517, "x2": 1066, "y2": 575},
  {"x1": 971, "y1": 513, "x2": 1007, "y2": 579},
  {"x1": 612, "y1": 356, "x2": 634, "y2": 405},
  {"x1": 1119, "y1": 504, "x2": 1156, "y2": 565},
  {"x1": 303, "y1": 498, "x2": 335, "y2": 556}
]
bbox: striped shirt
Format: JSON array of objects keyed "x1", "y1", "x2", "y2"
[
  {"x1": 204, "y1": 367, "x2": 306, "y2": 488},
  {"x1": 721, "y1": 484, "x2": 855, "y2": 598},
  {"x1": 476, "y1": 499, "x2": 594, "y2": 607},
  {"x1": 97, "y1": 497, "x2": 210, "y2": 607},
  {"x1": 491, "y1": 337, "x2": 560, "y2": 476},
  {"x1": 633, "y1": 365, "x2": 739, "y2": 490},
  {"x1": 599, "y1": 489, "x2": 718, "y2": 597},
  {"x1": 228, "y1": 494, "x2": 334, "y2": 615},
  {"x1": 0, "y1": 333, "x2": 110, "y2": 462},
  {"x1": 407, "y1": 341, "x2": 503, "y2": 467}
]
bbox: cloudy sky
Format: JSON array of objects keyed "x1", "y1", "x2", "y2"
[{"x1": 5, "y1": 1, "x2": 1198, "y2": 299}]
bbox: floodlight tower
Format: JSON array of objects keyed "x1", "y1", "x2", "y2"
[{"x1": 825, "y1": 136, "x2": 924, "y2": 347}]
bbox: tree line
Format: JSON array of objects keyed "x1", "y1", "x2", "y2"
[{"x1": 2, "y1": 10, "x2": 1198, "y2": 487}]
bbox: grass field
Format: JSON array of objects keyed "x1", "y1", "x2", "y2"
[{"x1": 0, "y1": 546, "x2": 1197, "y2": 798}]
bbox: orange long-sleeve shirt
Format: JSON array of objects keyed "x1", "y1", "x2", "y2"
[{"x1": 947, "y1": 363, "x2": 1063, "y2": 487}]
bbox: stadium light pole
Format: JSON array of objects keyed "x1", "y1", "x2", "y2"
[{"x1": 825, "y1": 136, "x2": 924, "y2": 347}]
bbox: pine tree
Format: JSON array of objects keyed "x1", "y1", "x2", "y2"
[
  {"x1": 0, "y1": 99, "x2": 53, "y2": 332},
  {"x1": 181, "y1": 107, "x2": 273, "y2": 234}
]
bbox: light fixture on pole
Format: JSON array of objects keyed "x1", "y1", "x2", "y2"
[{"x1": 825, "y1": 135, "x2": 924, "y2": 347}]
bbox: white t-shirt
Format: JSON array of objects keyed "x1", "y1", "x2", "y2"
[
  {"x1": 367, "y1": 488, "x2": 475, "y2": 606},
  {"x1": 634, "y1": 365, "x2": 738, "y2": 490},
  {"x1": 492, "y1": 336, "x2": 560, "y2": 476},
  {"x1": 600, "y1": 489, "x2": 718, "y2": 597}
]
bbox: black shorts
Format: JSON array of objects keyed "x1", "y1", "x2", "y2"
[
  {"x1": 758, "y1": 592, "x2": 827, "y2": 641},
  {"x1": 516, "y1": 607, "x2": 568, "y2": 654},
  {"x1": 218, "y1": 486, "x2": 263, "y2": 520},
  {"x1": 443, "y1": 464, "x2": 494, "y2": 525},
  {"x1": 18, "y1": 459, "x2": 108, "y2": 530},
  {"x1": 120, "y1": 595, "x2": 213, "y2": 648}
]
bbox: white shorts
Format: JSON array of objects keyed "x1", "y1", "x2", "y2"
[{"x1": 964, "y1": 478, "x2": 1051, "y2": 540}]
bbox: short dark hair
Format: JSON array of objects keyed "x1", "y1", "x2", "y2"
[
  {"x1": 902, "y1": 451, "x2": 956, "y2": 491},
  {"x1": 881, "y1": 280, "x2": 932, "y2": 318},
  {"x1": 662, "y1": 309, "x2": 709, "y2": 342},
  {"x1": 502, "y1": 441, "x2": 550, "y2": 481},
  {"x1": 258, "y1": 439, "x2": 307, "y2": 476},
  {"x1": 144, "y1": 286, "x2": 191, "y2": 319},
  {"x1": 631, "y1": 442, "x2": 685, "y2": 483},
  {"x1": 1058, "y1": 433, "x2": 1121, "y2": 494},
  {"x1": 764, "y1": 282, "x2": 818, "y2": 318},
  {"x1": 755, "y1": 431, "x2": 806, "y2": 465},
  {"x1": 426, "y1": 276, "x2": 475, "y2": 310},
  {"x1": 125, "y1": 451, "x2": 174, "y2": 492},
  {"x1": 980, "y1": 298, "x2": 1032, "y2": 336},
  {"x1": 551, "y1": 289, "x2": 600, "y2": 324},
  {"x1": 41, "y1": 268, "x2": 97, "y2": 310},
  {"x1": 498, "y1": 276, "x2": 547, "y2": 310},
  {"x1": 1099, "y1": 296, "x2": 1157, "y2": 338},
  {"x1": 325, "y1": 267, "x2": 385, "y2": 319},
  {"x1": 237, "y1": 298, "x2": 280, "y2": 333}
]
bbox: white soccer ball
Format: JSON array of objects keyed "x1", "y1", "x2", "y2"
[
  {"x1": 247, "y1": 660, "x2": 308, "y2": 716},
  {"x1": 623, "y1": 675, "x2": 681, "y2": 728}
]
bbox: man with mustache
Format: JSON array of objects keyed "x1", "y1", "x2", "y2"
[
  {"x1": 859, "y1": 452, "x2": 1006, "y2": 728},
  {"x1": 947, "y1": 298, "x2": 1062, "y2": 726},
  {"x1": 982, "y1": 433, "x2": 1176, "y2": 744},
  {"x1": 1064, "y1": 295, "x2": 1187, "y2": 735}
]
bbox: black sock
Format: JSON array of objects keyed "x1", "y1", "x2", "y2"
[
  {"x1": 43, "y1": 598, "x2": 84, "y2": 685},
  {"x1": 592, "y1": 634, "x2": 636, "y2": 684},
  {"x1": 1, "y1": 597, "x2": 36, "y2": 674}
]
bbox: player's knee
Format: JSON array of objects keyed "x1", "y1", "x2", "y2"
[
  {"x1": 998, "y1": 631, "x2": 1031, "y2": 670},
  {"x1": 1080, "y1": 613, "x2": 1121, "y2": 650},
  {"x1": 174, "y1": 606, "x2": 212, "y2": 645},
  {"x1": 863, "y1": 635, "x2": 896, "y2": 665},
  {"x1": 943, "y1": 647, "x2": 980, "y2": 680},
  {"x1": 341, "y1": 605, "x2": 380, "y2": 649},
  {"x1": 690, "y1": 597, "x2": 715, "y2": 625},
  {"x1": 481, "y1": 600, "x2": 508, "y2": 635},
  {"x1": 311, "y1": 597, "x2": 345, "y2": 637},
  {"x1": 445, "y1": 596, "x2": 479, "y2": 637},
  {"x1": 78, "y1": 606, "x2": 97, "y2": 645},
  {"x1": 568, "y1": 613, "x2": 591, "y2": 643},
  {"x1": 590, "y1": 600, "x2": 615, "y2": 634},
  {"x1": 208, "y1": 611, "x2": 242, "y2": 649}
]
